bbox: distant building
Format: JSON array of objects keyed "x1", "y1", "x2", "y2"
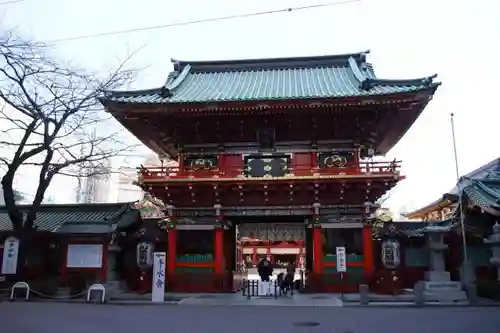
[
  {"x1": 42, "y1": 195, "x2": 56, "y2": 204},
  {"x1": 111, "y1": 154, "x2": 177, "y2": 203},
  {"x1": 76, "y1": 158, "x2": 112, "y2": 203},
  {"x1": 406, "y1": 157, "x2": 500, "y2": 221},
  {"x1": 115, "y1": 165, "x2": 142, "y2": 203}
]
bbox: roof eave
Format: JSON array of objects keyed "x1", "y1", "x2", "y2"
[{"x1": 103, "y1": 86, "x2": 440, "y2": 109}]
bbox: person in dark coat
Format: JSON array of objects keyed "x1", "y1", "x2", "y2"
[
  {"x1": 257, "y1": 258, "x2": 273, "y2": 281},
  {"x1": 285, "y1": 260, "x2": 296, "y2": 285}
]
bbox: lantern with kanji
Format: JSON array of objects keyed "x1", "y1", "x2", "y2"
[
  {"x1": 381, "y1": 239, "x2": 401, "y2": 269},
  {"x1": 136, "y1": 242, "x2": 153, "y2": 268}
]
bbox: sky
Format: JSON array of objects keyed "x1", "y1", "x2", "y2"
[{"x1": 0, "y1": 0, "x2": 499, "y2": 213}]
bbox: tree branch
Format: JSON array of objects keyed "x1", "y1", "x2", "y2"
[{"x1": 0, "y1": 31, "x2": 137, "y2": 234}]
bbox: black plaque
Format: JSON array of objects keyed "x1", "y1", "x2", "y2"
[
  {"x1": 244, "y1": 154, "x2": 290, "y2": 177},
  {"x1": 317, "y1": 151, "x2": 355, "y2": 168}
]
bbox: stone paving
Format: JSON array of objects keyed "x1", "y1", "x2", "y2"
[
  {"x1": 178, "y1": 293, "x2": 343, "y2": 307},
  {"x1": 1, "y1": 302, "x2": 500, "y2": 333}
]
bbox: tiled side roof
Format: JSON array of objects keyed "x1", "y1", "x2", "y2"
[
  {"x1": 0, "y1": 203, "x2": 138, "y2": 233},
  {"x1": 101, "y1": 51, "x2": 439, "y2": 105},
  {"x1": 464, "y1": 171, "x2": 500, "y2": 213},
  {"x1": 406, "y1": 157, "x2": 500, "y2": 218},
  {"x1": 372, "y1": 220, "x2": 455, "y2": 238}
]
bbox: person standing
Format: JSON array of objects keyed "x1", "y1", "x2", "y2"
[
  {"x1": 257, "y1": 258, "x2": 273, "y2": 295},
  {"x1": 286, "y1": 260, "x2": 296, "y2": 285},
  {"x1": 257, "y1": 258, "x2": 273, "y2": 281}
]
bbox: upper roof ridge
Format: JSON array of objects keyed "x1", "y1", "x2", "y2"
[{"x1": 171, "y1": 51, "x2": 370, "y2": 73}]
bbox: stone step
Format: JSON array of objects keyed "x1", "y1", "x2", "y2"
[
  {"x1": 424, "y1": 290, "x2": 468, "y2": 302},
  {"x1": 110, "y1": 292, "x2": 182, "y2": 302},
  {"x1": 423, "y1": 281, "x2": 461, "y2": 291}
]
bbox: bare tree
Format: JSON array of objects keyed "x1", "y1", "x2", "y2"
[{"x1": 0, "y1": 32, "x2": 135, "y2": 277}]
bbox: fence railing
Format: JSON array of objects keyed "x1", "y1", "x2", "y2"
[
  {"x1": 242, "y1": 279, "x2": 296, "y2": 299},
  {"x1": 139, "y1": 160, "x2": 401, "y2": 181}
]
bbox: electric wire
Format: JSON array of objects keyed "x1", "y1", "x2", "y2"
[{"x1": 47, "y1": 0, "x2": 361, "y2": 44}]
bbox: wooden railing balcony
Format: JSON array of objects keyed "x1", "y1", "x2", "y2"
[{"x1": 138, "y1": 160, "x2": 401, "y2": 182}]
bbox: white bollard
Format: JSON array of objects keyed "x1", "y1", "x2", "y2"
[
  {"x1": 10, "y1": 282, "x2": 30, "y2": 301},
  {"x1": 86, "y1": 284, "x2": 106, "y2": 303}
]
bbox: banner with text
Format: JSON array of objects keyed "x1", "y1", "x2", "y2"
[{"x1": 152, "y1": 252, "x2": 166, "y2": 303}]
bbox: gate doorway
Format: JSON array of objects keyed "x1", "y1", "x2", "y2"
[{"x1": 236, "y1": 217, "x2": 307, "y2": 282}]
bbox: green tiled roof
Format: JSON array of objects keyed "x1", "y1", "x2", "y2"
[
  {"x1": 464, "y1": 171, "x2": 500, "y2": 212},
  {"x1": 0, "y1": 203, "x2": 139, "y2": 233},
  {"x1": 100, "y1": 51, "x2": 439, "y2": 105},
  {"x1": 371, "y1": 220, "x2": 455, "y2": 238}
]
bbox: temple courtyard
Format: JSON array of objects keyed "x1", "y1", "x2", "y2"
[{"x1": 1, "y1": 302, "x2": 499, "y2": 333}]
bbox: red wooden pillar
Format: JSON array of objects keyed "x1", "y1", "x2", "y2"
[
  {"x1": 167, "y1": 205, "x2": 177, "y2": 278},
  {"x1": 312, "y1": 203, "x2": 323, "y2": 274},
  {"x1": 167, "y1": 229, "x2": 176, "y2": 275},
  {"x1": 214, "y1": 228, "x2": 224, "y2": 273},
  {"x1": 214, "y1": 204, "x2": 225, "y2": 291},
  {"x1": 362, "y1": 225, "x2": 374, "y2": 279},
  {"x1": 213, "y1": 204, "x2": 224, "y2": 273},
  {"x1": 362, "y1": 202, "x2": 374, "y2": 282},
  {"x1": 312, "y1": 227, "x2": 323, "y2": 274},
  {"x1": 252, "y1": 247, "x2": 257, "y2": 265}
]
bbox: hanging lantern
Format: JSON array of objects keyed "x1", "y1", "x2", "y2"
[
  {"x1": 381, "y1": 239, "x2": 401, "y2": 269},
  {"x1": 136, "y1": 242, "x2": 154, "y2": 268}
]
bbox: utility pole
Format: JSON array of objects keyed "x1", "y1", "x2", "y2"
[{"x1": 450, "y1": 113, "x2": 470, "y2": 284}]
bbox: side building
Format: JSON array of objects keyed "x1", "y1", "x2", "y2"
[{"x1": 406, "y1": 158, "x2": 500, "y2": 221}]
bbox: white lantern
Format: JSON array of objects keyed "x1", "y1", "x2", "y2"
[
  {"x1": 136, "y1": 242, "x2": 154, "y2": 268},
  {"x1": 381, "y1": 239, "x2": 401, "y2": 269}
]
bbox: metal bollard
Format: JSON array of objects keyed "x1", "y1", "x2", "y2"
[
  {"x1": 274, "y1": 280, "x2": 278, "y2": 299},
  {"x1": 247, "y1": 280, "x2": 251, "y2": 299}
]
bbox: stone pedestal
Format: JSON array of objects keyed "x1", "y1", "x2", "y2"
[
  {"x1": 107, "y1": 245, "x2": 121, "y2": 281},
  {"x1": 106, "y1": 245, "x2": 122, "y2": 298},
  {"x1": 485, "y1": 222, "x2": 500, "y2": 281},
  {"x1": 422, "y1": 226, "x2": 467, "y2": 302}
]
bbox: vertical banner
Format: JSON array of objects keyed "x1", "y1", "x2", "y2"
[
  {"x1": 1, "y1": 236, "x2": 19, "y2": 274},
  {"x1": 336, "y1": 247, "x2": 346, "y2": 272},
  {"x1": 152, "y1": 252, "x2": 166, "y2": 303}
]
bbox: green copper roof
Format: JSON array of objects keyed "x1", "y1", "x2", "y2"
[
  {"x1": 101, "y1": 51, "x2": 439, "y2": 105},
  {"x1": 0, "y1": 203, "x2": 138, "y2": 233}
]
